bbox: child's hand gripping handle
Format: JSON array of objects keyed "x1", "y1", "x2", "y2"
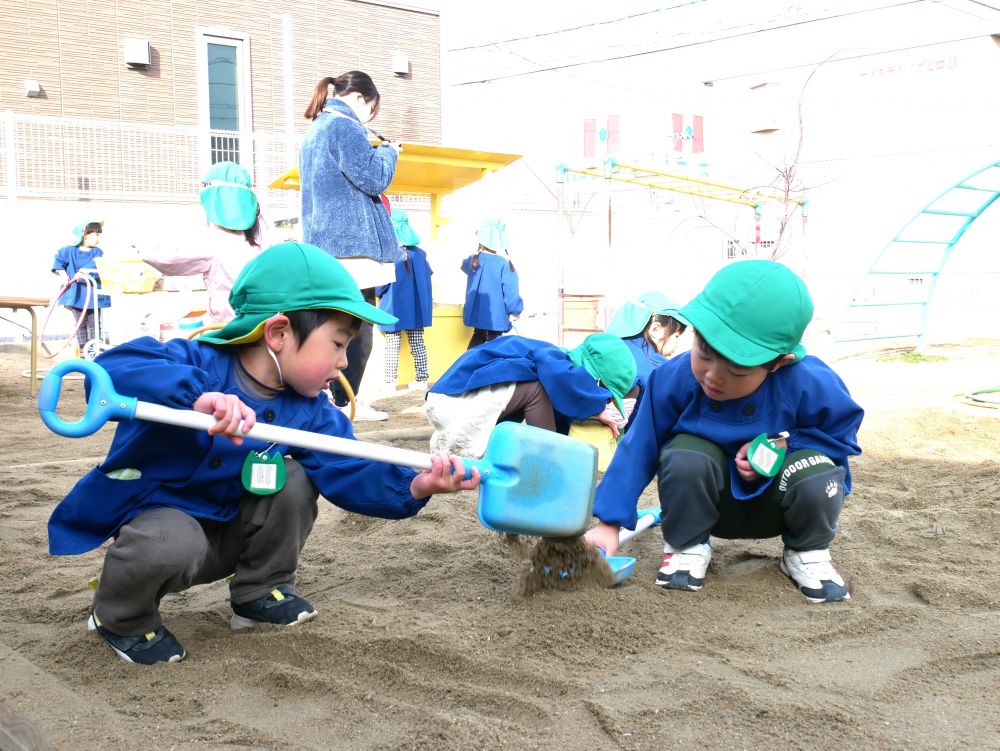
[
  {"x1": 39, "y1": 359, "x2": 485, "y2": 480},
  {"x1": 38, "y1": 359, "x2": 137, "y2": 438}
]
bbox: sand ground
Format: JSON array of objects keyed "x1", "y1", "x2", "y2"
[{"x1": 0, "y1": 342, "x2": 998, "y2": 750}]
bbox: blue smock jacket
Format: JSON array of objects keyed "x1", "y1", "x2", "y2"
[
  {"x1": 299, "y1": 98, "x2": 402, "y2": 264},
  {"x1": 375, "y1": 246, "x2": 433, "y2": 333},
  {"x1": 48, "y1": 337, "x2": 424, "y2": 556},
  {"x1": 460, "y1": 252, "x2": 523, "y2": 331},
  {"x1": 52, "y1": 245, "x2": 110, "y2": 309},
  {"x1": 429, "y1": 335, "x2": 613, "y2": 432},
  {"x1": 623, "y1": 335, "x2": 667, "y2": 393},
  {"x1": 594, "y1": 352, "x2": 864, "y2": 531}
]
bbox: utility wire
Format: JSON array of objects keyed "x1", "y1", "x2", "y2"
[{"x1": 451, "y1": 0, "x2": 935, "y2": 85}]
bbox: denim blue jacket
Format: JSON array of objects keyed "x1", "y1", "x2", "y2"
[{"x1": 299, "y1": 99, "x2": 403, "y2": 264}]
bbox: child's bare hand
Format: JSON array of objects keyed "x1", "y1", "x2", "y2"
[
  {"x1": 734, "y1": 441, "x2": 759, "y2": 482},
  {"x1": 410, "y1": 451, "x2": 481, "y2": 497},
  {"x1": 192, "y1": 392, "x2": 256, "y2": 445},
  {"x1": 584, "y1": 521, "x2": 620, "y2": 557}
]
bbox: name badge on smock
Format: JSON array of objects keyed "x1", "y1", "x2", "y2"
[
  {"x1": 241, "y1": 445, "x2": 287, "y2": 495},
  {"x1": 747, "y1": 432, "x2": 789, "y2": 477}
]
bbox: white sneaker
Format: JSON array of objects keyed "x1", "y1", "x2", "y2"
[
  {"x1": 656, "y1": 541, "x2": 711, "y2": 591},
  {"x1": 780, "y1": 548, "x2": 851, "y2": 603},
  {"x1": 350, "y1": 401, "x2": 388, "y2": 422},
  {"x1": 407, "y1": 380, "x2": 429, "y2": 392}
]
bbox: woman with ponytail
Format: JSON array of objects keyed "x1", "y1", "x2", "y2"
[{"x1": 300, "y1": 71, "x2": 402, "y2": 420}]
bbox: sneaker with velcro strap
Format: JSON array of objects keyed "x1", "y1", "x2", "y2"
[
  {"x1": 230, "y1": 587, "x2": 318, "y2": 629},
  {"x1": 655, "y1": 541, "x2": 712, "y2": 591},
  {"x1": 88, "y1": 610, "x2": 186, "y2": 665},
  {"x1": 780, "y1": 548, "x2": 851, "y2": 603}
]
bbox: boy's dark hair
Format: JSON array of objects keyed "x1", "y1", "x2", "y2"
[
  {"x1": 82, "y1": 222, "x2": 102, "y2": 236},
  {"x1": 692, "y1": 330, "x2": 783, "y2": 371},
  {"x1": 284, "y1": 309, "x2": 362, "y2": 343}
]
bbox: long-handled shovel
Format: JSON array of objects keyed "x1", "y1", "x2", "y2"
[{"x1": 38, "y1": 359, "x2": 599, "y2": 538}]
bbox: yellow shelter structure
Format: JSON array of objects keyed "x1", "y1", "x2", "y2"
[{"x1": 269, "y1": 142, "x2": 522, "y2": 384}]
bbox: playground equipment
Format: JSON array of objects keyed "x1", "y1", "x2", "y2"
[{"x1": 839, "y1": 159, "x2": 1000, "y2": 346}]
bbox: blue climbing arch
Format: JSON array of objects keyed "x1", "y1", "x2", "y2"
[{"x1": 839, "y1": 159, "x2": 1000, "y2": 345}]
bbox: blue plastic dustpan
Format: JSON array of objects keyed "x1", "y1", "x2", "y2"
[{"x1": 38, "y1": 360, "x2": 599, "y2": 539}]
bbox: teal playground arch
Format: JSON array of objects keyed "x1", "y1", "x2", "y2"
[{"x1": 838, "y1": 159, "x2": 1000, "y2": 346}]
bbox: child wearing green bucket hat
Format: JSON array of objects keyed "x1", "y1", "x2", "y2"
[
  {"x1": 51, "y1": 220, "x2": 110, "y2": 351},
  {"x1": 586, "y1": 260, "x2": 864, "y2": 603},
  {"x1": 461, "y1": 217, "x2": 524, "y2": 349},
  {"x1": 48, "y1": 242, "x2": 480, "y2": 665},
  {"x1": 425, "y1": 333, "x2": 636, "y2": 459},
  {"x1": 140, "y1": 161, "x2": 264, "y2": 322},
  {"x1": 605, "y1": 290, "x2": 689, "y2": 427}
]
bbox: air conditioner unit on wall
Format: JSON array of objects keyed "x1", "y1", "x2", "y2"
[{"x1": 124, "y1": 37, "x2": 151, "y2": 68}]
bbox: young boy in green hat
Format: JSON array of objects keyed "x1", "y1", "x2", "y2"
[
  {"x1": 585, "y1": 260, "x2": 863, "y2": 603},
  {"x1": 48, "y1": 242, "x2": 480, "y2": 665}
]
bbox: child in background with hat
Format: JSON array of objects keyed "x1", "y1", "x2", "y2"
[
  {"x1": 604, "y1": 290, "x2": 690, "y2": 429},
  {"x1": 375, "y1": 209, "x2": 434, "y2": 395},
  {"x1": 51, "y1": 220, "x2": 110, "y2": 352},
  {"x1": 461, "y1": 218, "x2": 523, "y2": 349},
  {"x1": 425, "y1": 333, "x2": 636, "y2": 459},
  {"x1": 140, "y1": 161, "x2": 264, "y2": 323},
  {"x1": 585, "y1": 261, "x2": 863, "y2": 603},
  {"x1": 48, "y1": 242, "x2": 479, "y2": 665}
]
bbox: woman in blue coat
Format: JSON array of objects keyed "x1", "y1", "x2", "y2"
[
  {"x1": 299, "y1": 71, "x2": 402, "y2": 419},
  {"x1": 425, "y1": 333, "x2": 636, "y2": 458},
  {"x1": 461, "y1": 217, "x2": 523, "y2": 349},
  {"x1": 51, "y1": 220, "x2": 110, "y2": 351},
  {"x1": 376, "y1": 209, "x2": 434, "y2": 393}
]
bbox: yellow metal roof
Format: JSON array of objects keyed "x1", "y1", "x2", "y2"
[{"x1": 268, "y1": 142, "x2": 522, "y2": 195}]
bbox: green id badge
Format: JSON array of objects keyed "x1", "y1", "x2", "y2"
[
  {"x1": 241, "y1": 449, "x2": 287, "y2": 495},
  {"x1": 747, "y1": 432, "x2": 788, "y2": 477}
]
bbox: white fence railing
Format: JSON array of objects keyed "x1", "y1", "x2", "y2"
[{"x1": 0, "y1": 110, "x2": 301, "y2": 214}]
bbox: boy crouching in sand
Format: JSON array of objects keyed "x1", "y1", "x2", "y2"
[
  {"x1": 585, "y1": 260, "x2": 863, "y2": 602},
  {"x1": 48, "y1": 242, "x2": 479, "y2": 664}
]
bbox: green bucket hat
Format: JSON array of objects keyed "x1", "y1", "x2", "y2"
[
  {"x1": 566, "y1": 332, "x2": 637, "y2": 417},
  {"x1": 476, "y1": 217, "x2": 508, "y2": 251},
  {"x1": 200, "y1": 161, "x2": 259, "y2": 231},
  {"x1": 391, "y1": 208, "x2": 420, "y2": 246},
  {"x1": 680, "y1": 260, "x2": 813, "y2": 366},
  {"x1": 198, "y1": 242, "x2": 398, "y2": 345},
  {"x1": 605, "y1": 290, "x2": 689, "y2": 338}
]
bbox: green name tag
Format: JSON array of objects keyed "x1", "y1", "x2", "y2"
[
  {"x1": 241, "y1": 450, "x2": 287, "y2": 495},
  {"x1": 747, "y1": 432, "x2": 787, "y2": 477}
]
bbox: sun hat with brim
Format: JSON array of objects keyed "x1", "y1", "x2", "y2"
[
  {"x1": 566, "y1": 333, "x2": 637, "y2": 417},
  {"x1": 679, "y1": 260, "x2": 813, "y2": 367},
  {"x1": 391, "y1": 208, "x2": 420, "y2": 246},
  {"x1": 476, "y1": 217, "x2": 508, "y2": 251},
  {"x1": 71, "y1": 220, "x2": 104, "y2": 245},
  {"x1": 200, "y1": 161, "x2": 259, "y2": 231},
  {"x1": 605, "y1": 290, "x2": 689, "y2": 338},
  {"x1": 197, "y1": 242, "x2": 398, "y2": 345}
]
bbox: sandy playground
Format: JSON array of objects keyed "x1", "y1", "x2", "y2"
[{"x1": 0, "y1": 340, "x2": 998, "y2": 750}]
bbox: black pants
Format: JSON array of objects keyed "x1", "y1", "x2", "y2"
[
  {"x1": 467, "y1": 328, "x2": 503, "y2": 350},
  {"x1": 331, "y1": 288, "x2": 375, "y2": 406},
  {"x1": 657, "y1": 434, "x2": 846, "y2": 552}
]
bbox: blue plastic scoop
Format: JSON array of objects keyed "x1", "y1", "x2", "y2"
[
  {"x1": 37, "y1": 359, "x2": 599, "y2": 538},
  {"x1": 602, "y1": 508, "x2": 662, "y2": 585}
]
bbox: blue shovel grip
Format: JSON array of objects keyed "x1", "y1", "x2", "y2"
[{"x1": 38, "y1": 359, "x2": 137, "y2": 438}]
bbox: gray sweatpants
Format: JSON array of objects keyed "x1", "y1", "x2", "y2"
[
  {"x1": 658, "y1": 434, "x2": 846, "y2": 552},
  {"x1": 93, "y1": 459, "x2": 318, "y2": 635}
]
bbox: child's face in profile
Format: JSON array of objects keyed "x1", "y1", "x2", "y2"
[
  {"x1": 281, "y1": 312, "x2": 357, "y2": 398},
  {"x1": 81, "y1": 231, "x2": 101, "y2": 248},
  {"x1": 648, "y1": 321, "x2": 682, "y2": 357},
  {"x1": 689, "y1": 333, "x2": 770, "y2": 401}
]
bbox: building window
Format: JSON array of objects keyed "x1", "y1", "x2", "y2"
[{"x1": 196, "y1": 29, "x2": 253, "y2": 173}]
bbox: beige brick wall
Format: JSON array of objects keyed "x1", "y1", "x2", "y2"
[{"x1": 0, "y1": 0, "x2": 440, "y2": 143}]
